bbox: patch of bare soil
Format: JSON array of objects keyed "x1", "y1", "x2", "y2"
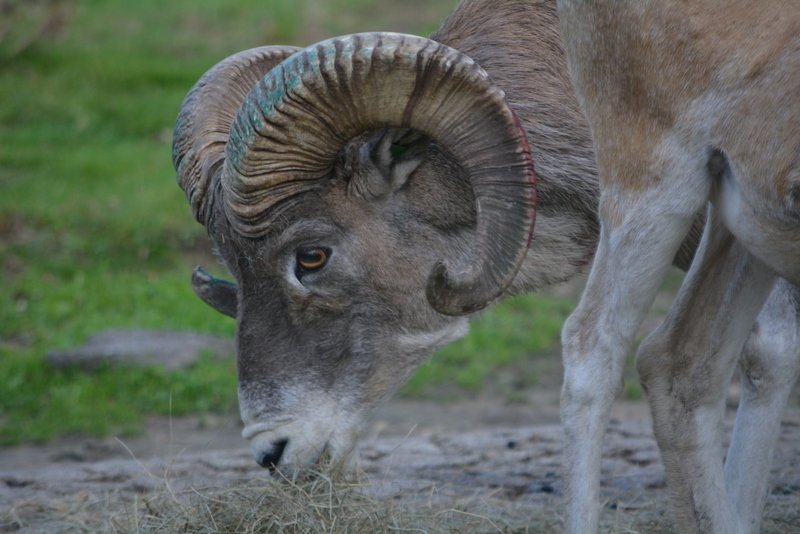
[{"x1": 2, "y1": 383, "x2": 799, "y2": 533}]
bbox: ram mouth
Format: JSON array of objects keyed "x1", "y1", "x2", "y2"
[
  {"x1": 263, "y1": 442, "x2": 338, "y2": 477},
  {"x1": 241, "y1": 418, "x2": 294, "y2": 440}
]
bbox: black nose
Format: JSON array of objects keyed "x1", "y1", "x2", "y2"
[{"x1": 257, "y1": 439, "x2": 288, "y2": 470}]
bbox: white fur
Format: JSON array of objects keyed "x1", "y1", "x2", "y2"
[
  {"x1": 396, "y1": 318, "x2": 470, "y2": 352},
  {"x1": 240, "y1": 320, "x2": 470, "y2": 469},
  {"x1": 241, "y1": 387, "x2": 360, "y2": 468}
]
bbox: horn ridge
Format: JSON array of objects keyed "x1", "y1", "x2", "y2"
[
  {"x1": 173, "y1": 45, "x2": 302, "y2": 227},
  {"x1": 220, "y1": 32, "x2": 536, "y2": 314}
]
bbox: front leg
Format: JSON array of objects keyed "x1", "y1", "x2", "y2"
[{"x1": 561, "y1": 186, "x2": 703, "y2": 533}]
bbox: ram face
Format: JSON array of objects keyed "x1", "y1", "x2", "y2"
[{"x1": 172, "y1": 32, "x2": 542, "y2": 470}]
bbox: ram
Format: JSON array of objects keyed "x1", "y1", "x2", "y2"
[{"x1": 173, "y1": 0, "x2": 799, "y2": 530}]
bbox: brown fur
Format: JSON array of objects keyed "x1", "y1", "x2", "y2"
[{"x1": 557, "y1": 1, "x2": 800, "y2": 532}]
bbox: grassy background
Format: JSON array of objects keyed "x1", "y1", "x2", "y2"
[{"x1": 0, "y1": 0, "x2": 577, "y2": 445}]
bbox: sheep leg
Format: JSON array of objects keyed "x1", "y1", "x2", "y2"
[
  {"x1": 560, "y1": 179, "x2": 702, "y2": 533},
  {"x1": 725, "y1": 278, "x2": 800, "y2": 531},
  {"x1": 636, "y1": 205, "x2": 777, "y2": 534}
]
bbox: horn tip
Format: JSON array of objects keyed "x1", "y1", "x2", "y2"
[{"x1": 425, "y1": 262, "x2": 488, "y2": 316}]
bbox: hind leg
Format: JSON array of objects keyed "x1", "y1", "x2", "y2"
[
  {"x1": 636, "y1": 205, "x2": 777, "y2": 533},
  {"x1": 725, "y1": 278, "x2": 800, "y2": 531}
]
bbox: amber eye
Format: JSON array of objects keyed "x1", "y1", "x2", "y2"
[{"x1": 296, "y1": 247, "x2": 329, "y2": 274}]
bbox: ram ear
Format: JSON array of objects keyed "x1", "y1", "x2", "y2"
[
  {"x1": 373, "y1": 128, "x2": 431, "y2": 191},
  {"x1": 191, "y1": 266, "x2": 238, "y2": 318},
  {"x1": 348, "y1": 129, "x2": 430, "y2": 200}
]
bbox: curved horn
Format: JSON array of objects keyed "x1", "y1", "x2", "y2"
[
  {"x1": 173, "y1": 45, "x2": 301, "y2": 227},
  {"x1": 225, "y1": 33, "x2": 537, "y2": 315}
]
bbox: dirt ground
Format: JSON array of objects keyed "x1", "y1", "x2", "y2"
[
  {"x1": 2, "y1": 275, "x2": 800, "y2": 533},
  {"x1": 2, "y1": 374, "x2": 800, "y2": 533}
]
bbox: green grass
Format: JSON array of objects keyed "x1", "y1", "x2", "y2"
[
  {"x1": 0, "y1": 0, "x2": 574, "y2": 445},
  {"x1": 402, "y1": 294, "x2": 573, "y2": 397},
  {"x1": 0, "y1": 352, "x2": 238, "y2": 444}
]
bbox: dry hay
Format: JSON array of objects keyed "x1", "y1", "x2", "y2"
[
  {"x1": 116, "y1": 470, "x2": 447, "y2": 533},
  {"x1": 2, "y1": 454, "x2": 798, "y2": 534},
  {"x1": 108, "y1": 458, "x2": 513, "y2": 534},
  {"x1": 3, "y1": 478, "x2": 798, "y2": 534}
]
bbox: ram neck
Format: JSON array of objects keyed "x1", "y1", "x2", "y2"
[{"x1": 433, "y1": 0, "x2": 601, "y2": 296}]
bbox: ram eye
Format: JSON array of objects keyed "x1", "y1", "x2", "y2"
[{"x1": 296, "y1": 247, "x2": 330, "y2": 275}]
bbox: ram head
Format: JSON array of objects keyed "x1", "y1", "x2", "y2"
[{"x1": 173, "y1": 33, "x2": 538, "y2": 470}]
